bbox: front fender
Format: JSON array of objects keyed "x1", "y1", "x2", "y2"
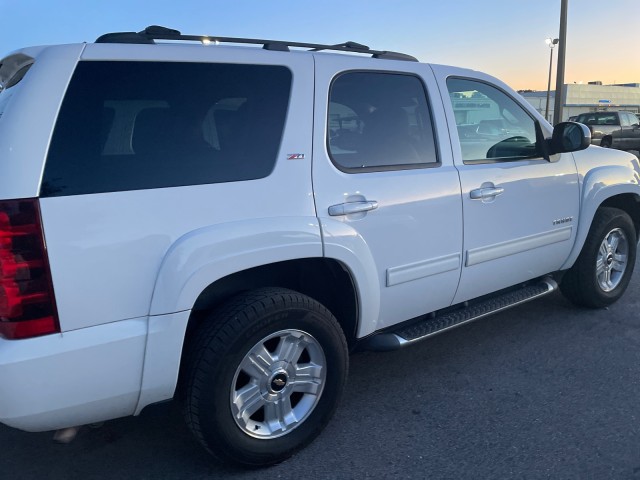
[
  {"x1": 562, "y1": 153, "x2": 640, "y2": 270},
  {"x1": 149, "y1": 217, "x2": 323, "y2": 315}
]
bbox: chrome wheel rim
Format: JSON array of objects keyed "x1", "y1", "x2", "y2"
[
  {"x1": 230, "y1": 329, "x2": 326, "y2": 439},
  {"x1": 596, "y1": 227, "x2": 629, "y2": 292}
]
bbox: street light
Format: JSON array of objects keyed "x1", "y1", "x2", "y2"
[{"x1": 545, "y1": 37, "x2": 559, "y2": 122}]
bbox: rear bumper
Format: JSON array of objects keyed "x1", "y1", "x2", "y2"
[{"x1": 0, "y1": 318, "x2": 147, "y2": 432}]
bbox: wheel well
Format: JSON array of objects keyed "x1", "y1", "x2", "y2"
[
  {"x1": 185, "y1": 258, "x2": 359, "y2": 349},
  {"x1": 600, "y1": 193, "x2": 640, "y2": 237}
]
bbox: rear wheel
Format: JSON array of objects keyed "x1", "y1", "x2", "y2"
[
  {"x1": 181, "y1": 288, "x2": 348, "y2": 466},
  {"x1": 561, "y1": 207, "x2": 636, "y2": 308}
]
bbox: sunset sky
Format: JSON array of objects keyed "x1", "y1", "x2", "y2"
[{"x1": 1, "y1": 0, "x2": 638, "y2": 91}]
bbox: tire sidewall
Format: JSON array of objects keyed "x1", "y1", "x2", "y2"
[{"x1": 581, "y1": 210, "x2": 636, "y2": 306}]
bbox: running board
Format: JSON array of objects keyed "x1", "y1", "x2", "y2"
[{"x1": 363, "y1": 278, "x2": 558, "y2": 351}]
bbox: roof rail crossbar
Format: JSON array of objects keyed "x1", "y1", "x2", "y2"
[{"x1": 95, "y1": 26, "x2": 419, "y2": 62}]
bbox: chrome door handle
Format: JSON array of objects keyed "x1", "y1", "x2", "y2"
[
  {"x1": 328, "y1": 201, "x2": 378, "y2": 216},
  {"x1": 470, "y1": 187, "x2": 504, "y2": 200}
]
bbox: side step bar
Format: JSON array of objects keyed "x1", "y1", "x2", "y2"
[{"x1": 364, "y1": 277, "x2": 558, "y2": 351}]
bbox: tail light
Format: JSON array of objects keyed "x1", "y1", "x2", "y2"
[{"x1": 0, "y1": 198, "x2": 59, "y2": 340}]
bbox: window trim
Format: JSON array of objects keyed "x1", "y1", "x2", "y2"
[
  {"x1": 446, "y1": 76, "x2": 546, "y2": 166},
  {"x1": 326, "y1": 69, "x2": 441, "y2": 174}
]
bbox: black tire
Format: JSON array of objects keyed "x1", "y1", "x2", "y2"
[
  {"x1": 181, "y1": 288, "x2": 348, "y2": 467},
  {"x1": 600, "y1": 137, "x2": 612, "y2": 148},
  {"x1": 561, "y1": 207, "x2": 637, "y2": 308}
]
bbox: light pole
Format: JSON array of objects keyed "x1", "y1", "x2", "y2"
[
  {"x1": 545, "y1": 38, "x2": 559, "y2": 123},
  {"x1": 553, "y1": 0, "x2": 569, "y2": 125}
]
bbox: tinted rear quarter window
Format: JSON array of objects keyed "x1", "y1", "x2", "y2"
[{"x1": 42, "y1": 61, "x2": 292, "y2": 196}]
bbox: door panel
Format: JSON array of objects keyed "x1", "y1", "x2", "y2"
[
  {"x1": 454, "y1": 159, "x2": 579, "y2": 302},
  {"x1": 434, "y1": 68, "x2": 580, "y2": 304},
  {"x1": 313, "y1": 56, "x2": 463, "y2": 335}
]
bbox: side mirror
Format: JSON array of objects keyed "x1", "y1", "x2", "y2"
[{"x1": 549, "y1": 121, "x2": 591, "y2": 154}]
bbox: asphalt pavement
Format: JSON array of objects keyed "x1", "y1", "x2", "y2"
[{"x1": 3, "y1": 260, "x2": 640, "y2": 479}]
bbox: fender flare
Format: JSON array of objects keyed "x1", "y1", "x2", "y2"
[
  {"x1": 320, "y1": 218, "x2": 381, "y2": 338},
  {"x1": 149, "y1": 217, "x2": 323, "y2": 315},
  {"x1": 148, "y1": 216, "x2": 381, "y2": 336},
  {"x1": 137, "y1": 216, "x2": 380, "y2": 412},
  {"x1": 138, "y1": 217, "x2": 323, "y2": 413},
  {"x1": 561, "y1": 165, "x2": 640, "y2": 270}
]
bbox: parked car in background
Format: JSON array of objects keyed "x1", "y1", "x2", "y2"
[{"x1": 574, "y1": 111, "x2": 640, "y2": 150}]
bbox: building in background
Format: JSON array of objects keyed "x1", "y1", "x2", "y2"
[{"x1": 521, "y1": 82, "x2": 640, "y2": 123}]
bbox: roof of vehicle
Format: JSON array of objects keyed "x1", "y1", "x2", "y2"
[{"x1": 94, "y1": 25, "x2": 419, "y2": 62}]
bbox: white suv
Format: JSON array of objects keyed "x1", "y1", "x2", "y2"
[{"x1": 0, "y1": 26, "x2": 638, "y2": 466}]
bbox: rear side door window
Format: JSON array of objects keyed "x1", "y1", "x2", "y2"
[
  {"x1": 593, "y1": 113, "x2": 619, "y2": 126},
  {"x1": 42, "y1": 61, "x2": 292, "y2": 196},
  {"x1": 447, "y1": 78, "x2": 541, "y2": 163},
  {"x1": 620, "y1": 113, "x2": 631, "y2": 127},
  {"x1": 327, "y1": 72, "x2": 438, "y2": 172}
]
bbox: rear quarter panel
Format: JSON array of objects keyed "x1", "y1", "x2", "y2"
[{"x1": 39, "y1": 45, "x2": 318, "y2": 332}]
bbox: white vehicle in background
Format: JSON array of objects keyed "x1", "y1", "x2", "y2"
[{"x1": 0, "y1": 26, "x2": 638, "y2": 467}]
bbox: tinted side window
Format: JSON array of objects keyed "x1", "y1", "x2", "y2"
[
  {"x1": 42, "y1": 62, "x2": 292, "y2": 196},
  {"x1": 327, "y1": 72, "x2": 438, "y2": 171},
  {"x1": 620, "y1": 113, "x2": 631, "y2": 127},
  {"x1": 577, "y1": 112, "x2": 619, "y2": 126},
  {"x1": 447, "y1": 78, "x2": 541, "y2": 163},
  {"x1": 575, "y1": 114, "x2": 592, "y2": 124}
]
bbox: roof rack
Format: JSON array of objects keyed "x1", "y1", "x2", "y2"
[{"x1": 95, "y1": 25, "x2": 418, "y2": 62}]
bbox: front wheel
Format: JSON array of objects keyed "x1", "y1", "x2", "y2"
[
  {"x1": 561, "y1": 207, "x2": 637, "y2": 308},
  {"x1": 181, "y1": 288, "x2": 348, "y2": 467}
]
